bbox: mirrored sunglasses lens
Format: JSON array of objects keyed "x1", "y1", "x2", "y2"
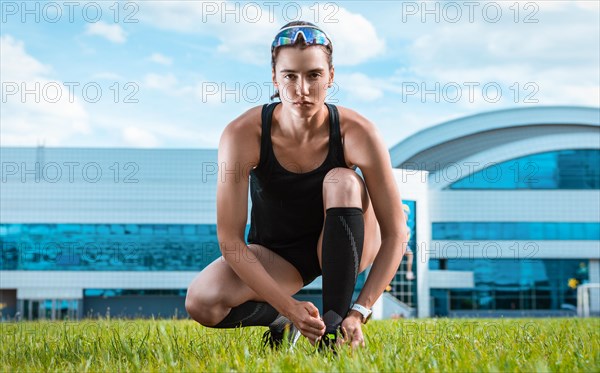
[
  {"x1": 273, "y1": 27, "x2": 329, "y2": 48},
  {"x1": 313, "y1": 34, "x2": 327, "y2": 44},
  {"x1": 277, "y1": 36, "x2": 293, "y2": 46},
  {"x1": 303, "y1": 29, "x2": 329, "y2": 45}
]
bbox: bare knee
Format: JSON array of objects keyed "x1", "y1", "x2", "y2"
[
  {"x1": 185, "y1": 257, "x2": 259, "y2": 327},
  {"x1": 323, "y1": 168, "x2": 363, "y2": 206},
  {"x1": 185, "y1": 290, "x2": 212, "y2": 324},
  {"x1": 185, "y1": 289, "x2": 229, "y2": 327}
]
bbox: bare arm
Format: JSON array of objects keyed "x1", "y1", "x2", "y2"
[
  {"x1": 216, "y1": 113, "x2": 296, "y2": 315},
  {"x1": 216, "y1": 113, "x2": 326, "y2": 341},
  {"x1": 345, "y1": 115, "x2": 409, "y2": 311}
]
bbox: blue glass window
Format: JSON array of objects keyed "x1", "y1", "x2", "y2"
[
  {"x1": 433, "y1": 222, "x2": 600, "y2": 240},
  {"x1": 84, "y1": 289, "x2": 187, "y2": 297},
  {"x1": 429, "y1": 259, "x2": 590, "y2": 312},
  {"x1": 543, "y1": 223, "x2": 559, "y2": 240},
  {"x1": 448, "y1": 149, "x2": 600, "y2": 189},
  {"x1": 403, "y1": 200, "x2": 417, "y2": 251},
  {"x1": 0, "y1": 223, "x2": 237, "y2": 271}
]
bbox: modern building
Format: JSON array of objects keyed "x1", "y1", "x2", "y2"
[
  {"x1": 391, "y1": 105, "x2": 600, "y2": 317},
  {"x1": 1, "y1": 105, "x2": 598, "y2": 320}
]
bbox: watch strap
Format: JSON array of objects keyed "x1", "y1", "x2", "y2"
[{"x1": 350, "y1": 303, "x2": 372, "y2": 323}]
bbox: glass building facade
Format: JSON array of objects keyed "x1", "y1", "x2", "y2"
[
  {"x1": 20, "y1": 299, "x2": 81, "y2": 321},
  {"x1": 388, "y1": 200, "x2": 417, "y2": 308},
  {"x1": 3, "y1": 114, "x2": 599, "y2": 320},
  {"x1": 0, "y1": 221, "x2": 372, "y2": 319},
  {"x1": 0, "y1": 223, "x2": 257, "y2": 271},
  {"x1": 448, "y1": 149, "x2": 600, "y2": 190},
  {"x1": 432, "y1": 222, "x2": 600, "y2": 241},
  {"x1": 431, "y1": 148, "x2": 599, "y2": 316},
  {"x1": 429, "y1": 259, "x2": 590, "y2": 315}
]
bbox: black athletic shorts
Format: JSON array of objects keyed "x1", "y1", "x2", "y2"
[{"x1": 250, "y1": 235, "x2": 323, "y2": 287}]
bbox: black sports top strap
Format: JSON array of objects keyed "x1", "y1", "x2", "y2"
[
  {"x1": 258, "y1": 103, "x2": 277, "y2": 169},
  {"x1": 325, "y1": 102, "x2": 351, "y2": 169},
  {"x1": 258, "y1": 101, "x2": 351, "y2": 171}
]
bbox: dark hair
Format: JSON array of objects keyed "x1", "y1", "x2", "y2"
[{"x1": 270, "y1": 21, "x2": 333, "y2": 101}]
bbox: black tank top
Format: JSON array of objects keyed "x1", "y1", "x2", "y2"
[{"x1": 247, "y1": 102, "x2": 357, "y2": 248}]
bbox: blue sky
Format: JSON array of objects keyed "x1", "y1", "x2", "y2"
[{"x1": 1, "y1": 1, "x2": 599, "y2": 149}]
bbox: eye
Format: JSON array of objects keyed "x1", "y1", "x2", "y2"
[
  {"x1": 310, "y1": 73, "x2": 322, "y2": 78},
  {"x1": 284, "y1": 74, "x2": 296, "y2": 80}
]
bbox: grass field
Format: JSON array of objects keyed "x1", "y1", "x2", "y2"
[{"x1": 2, "y1": 317, "x2": 599, "y2": 372}]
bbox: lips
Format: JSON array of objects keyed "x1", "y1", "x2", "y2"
[{"x1": 294, "y1": 101, "x2": 312, "y2": 105}]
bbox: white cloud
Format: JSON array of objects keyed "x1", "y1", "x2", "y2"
[
  {"x1": 1, "y1": 35, "x2": 51, "y2": 80},
  {"x1": 141, "y1": 72, "x2": 232, "y2": 105},
  {"x1": 122, "y1": 126, "x2": 160, "y2": 147},
  {"x1": 315, "y1": 7, "x2": 386, "y2": 66},
  {"x1": 89, "y1": 110, "x2": 221, "y2": 148},
  {"x1": 91, "y1": 72, "x2": 124, "y2": 80},
  {"x1": 134, "y1": 1, "x2": 385, "y2": 66},
  {"x1": 192, "y1": 80, "x2": 232, "y2": 106},
  {"x1": 149, "y1": 53, "x2": 173, "y2": 66},
  {"x1": 85, "y1": 21, "x2": 127, "y2": 43},
  {"x1": 135, "y1": 0, "x2": 274, "y2": 65},
  {"x1": 143, "y1": 73, "x2": 179, "y2": 91},
  {"x1": 393, "y1": 3, "x2": 600, "y2": 108},
  {"x1": 134, "y1": 1, "x2": 218, "y2": 33},
  {"x1": 574, "y1": 1, "x2": 600, "y2": 11},
  {"x1": 526, "y1": 1, "x2": 600, "y2": 12},
  {"x1": 335, "y1": 73, "x2": 384, "y2": 102},
  {"x1": 0, "y1": 35, "x2": 91, "y2": 147}
]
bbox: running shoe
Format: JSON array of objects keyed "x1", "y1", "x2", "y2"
[
  {"x1": 262, "y1": 315, "x2": 301, "y2": 350},
  {"x1": 316, "y1": 310, "x2": 346, "y2": 355}
]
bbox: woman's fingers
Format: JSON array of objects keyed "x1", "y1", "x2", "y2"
[
  {"x1": 288, "y1": 301, "x2": 325, "y2": 336},
  {"x1": 304, "y1": 303, "x2": 322, "y2": 320},
  {"x1": 301, "y1": 331, "x2": 322, "y2": 343},
  {"x1": 341, "y1": 326, "x2": 349, "y2": 342},
  {"x1": 300, "y1": 302, "x2": 325, "y2": 329},
  {"x1": 311, "y1": 318, "x2": 326, "y2": 330},
  {"x1": 299, "y1": 321, "x2": 325, "y2": 337},
  {"x1": 340, "y1": 320, "x2": 366, "y2": 349},
  {"x1": 304, "y1": 327, "x2": 325, "y2": 343},
  {"x1": 349, "y1": 327, "x2": 365, "y2": 348}
]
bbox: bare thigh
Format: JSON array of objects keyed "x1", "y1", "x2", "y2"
[
  {"x1": 186, "y1": 243, "x2": 305, "y2": 309},
  {"x1": 317, "y1": 171, "x2": 382, "y2": 274}
]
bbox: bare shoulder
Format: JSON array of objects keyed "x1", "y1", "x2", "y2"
[
  {"x1": 335, "y1": 106, "x2": 403, "y2": 238},
  {"x1": 219, "y1": 105, "x2": 263, "y2": 168},
  {"x1": 222, "y1": 105, "x2": 263, "y2": 137},
  {"x1": 335, "y1": 105, "x2": 382, "y2": 168}
]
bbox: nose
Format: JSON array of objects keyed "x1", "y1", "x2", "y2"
[{"x1": 295, "y1": 77, "x2": 311, "y2": 96}]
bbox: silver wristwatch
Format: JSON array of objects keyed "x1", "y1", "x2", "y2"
[{"x1": 350, "y1": 303, "x2": 372, "y2": 324}]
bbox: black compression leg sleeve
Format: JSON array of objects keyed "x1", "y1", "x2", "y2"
[
  {"x1": 210, "y1": 301, "x2": 279, "y2": 328},
  {"x1": 321, "y1": 207, "x2": 365, "y2": 333}
]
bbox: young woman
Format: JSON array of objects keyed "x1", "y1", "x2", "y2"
[{"x1": 185, "y1": 21, "x2": 408, "y2": 351}]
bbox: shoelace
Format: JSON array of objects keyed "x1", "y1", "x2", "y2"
[
  {"x1": 261, "y1": 329, "x2": 278, "y2": 349},
  {"x1": 262, "y1": 324, "x2": 299, "y2": 350},
  {"x1": 317, "y1": 326, "x2": 347, "y2": 355}
]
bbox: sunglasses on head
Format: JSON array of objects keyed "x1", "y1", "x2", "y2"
[{"x1": 271, "y1": 25, "x2": 332, "y2": 51}]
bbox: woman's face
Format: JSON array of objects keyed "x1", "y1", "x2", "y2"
[{"x1": 272, "y1": 46, "x2": 334, "y2": 115}]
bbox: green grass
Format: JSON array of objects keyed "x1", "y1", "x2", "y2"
[{"x1": 1, "y1": 318, "x2": 599, "y2": 372}]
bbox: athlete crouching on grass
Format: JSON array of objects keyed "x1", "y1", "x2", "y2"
[{"x1": 185, "y1": 21, "x2": 408, "y2": 352}]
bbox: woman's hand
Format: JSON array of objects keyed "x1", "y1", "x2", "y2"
[
  {"x1": 284, "y1": 300, "x2": 326, "y2": 343},
  {"x1": 340, "y1": 313, "x2": 366, "y2": 349}
]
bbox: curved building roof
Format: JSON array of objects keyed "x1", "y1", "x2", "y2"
[{"x1": 390, "y1": 106, "x2": 600, "y2": 171}]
